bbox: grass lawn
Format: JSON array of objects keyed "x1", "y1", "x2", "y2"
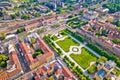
[
  {"x1": 70, "y1": 48, "x2": 97, "y2": 69},
  {"x1": 59, "y1": 29, "x2": 68, "y2": 36},
  {"x1": 51, "y1": 35, "x2": 58, "y2": 41},
  {"x1": 88, "y1": 64, "x2": 97, "y2": 74},
  {"x1": 114, "y1": 68, "x2": 120, "y2": 77},
  {"x1": 56, "y1": 37, "x2": 79, "y2": 52}
]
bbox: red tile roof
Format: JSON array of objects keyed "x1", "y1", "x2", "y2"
[
  {"x1": 20, "y1": 37, "x2": 54, "y2": 70},
  {"x1": 0, "y1": 51, "x2": 23, "y2": 80},
  {"x1": 55, "y1": 68, "x2": 61, "y2": 76},
  {"x1": 20, "y1": 42, "x2": 34, "y2": 65},
  {"x1": 35, "y1": 60, "x2": 75, "y2": 80},
  {"x1": 62, "y1": 66, "x2": 73, "y2": 77},
  {"x1": 8, "y1": 51, "x2": 23, "y2": 78},
  {"x1": 115, "y1": 45, "x2": 120, "y2": 49},
  {"x1": 0, "y1": 72, "x2": 8, "y2": 80},
  {"x1": 34, "y1": 76, "x2": 40, "y2": 80}
]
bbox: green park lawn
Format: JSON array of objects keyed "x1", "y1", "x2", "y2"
[
  {"x1": 88, "y1": 64, "x2": 97, "y2": 74},
  {"x1": 56, "y1": 37, "x2": 79, "y2": 52},
  {"x1": 51, "y1": 35, "x2": 58, "y2": 41},
  {"x1": 51, "y1": 29, "x2": 68, "y2": 41},
  {"x1": 70, "y1": 48, "x2": 97, "y2": 69}
]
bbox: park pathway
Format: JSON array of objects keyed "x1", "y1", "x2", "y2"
[
  {"x1": 69, "y1": 35, "x2": 101, "y2": 58},
  {"x1": 51, "y1": 38, "x2": 85, "y2": 72},
  {"x1": 50, "y1": 34, "x2": 102, "y2": 78}
]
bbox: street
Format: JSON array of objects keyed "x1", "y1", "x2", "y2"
[{"x1": 16, "y1": 43, "x2": 30, "y2": 73}]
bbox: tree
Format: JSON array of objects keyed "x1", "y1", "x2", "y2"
[
  {"x1": 69, "y1": 6, "x2": 75, "y2": 11},
  {"x1": 0, "y1": 54, "x2": 8, "y2": 68},
  {"x1": 103, "y1": 3, "x2": 120, "y2": 13},
  {"x1": 17, "y1": 28, "x2": 25, "y2": 33},
  {"x1": 0, "y1": 11, "x2": 3, "y2": 17},
  {"x1": 1, "y1": 54, "x2": 8, "y2": 61},
  {"x1": 47, "y1": 8, "x2": 51, "y2": 13},
  {"x1": 68, "y1": 15, "x2": 73, "y2": 18},
  {"x1": 21, "y1": 14, "x2": 30, "y2": 20},
  {"x1": 112, "y1": 38, "x2": 120, "y2": 44},
  {"x1": 116, "y1": 20, "x2": 120, "y2": 27},
  {"x1": 34, "y1": 13, "x2": 41, "y2": 17},
  {"x1": 79, "y1": 10, "x2": 84, "y2": 16},
  {"x1": 11, "y1": 14, "x2": 16, "y2": 19},
  {"x1": 0, "y1": 57, "x2": 2, "y2": 62},
  {"x1": 15, "y1": 12, "x2": 20, "y2": 17},
  {"x1": 33, "y1": 49, "x2": 43, "y2": 58},
  {"x1": 0, "y1": 61, "x2": 7, "y2": 68},
  {"x1": 30, "y1": 38, "x2": 36, "y2": 44},
  {"x1": 97, "y1": 56, "x2": 107, "y2": 63},
  {"x1": 1, "y1": 33, "x2": 6, "y2": 40}
]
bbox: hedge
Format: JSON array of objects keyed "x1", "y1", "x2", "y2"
[
  {"x1": 86, "y1": 42, "x2": 120, "y2": 68},
  {"x1": 65, "y1": 29, "x2": 85, "y2": 42}
]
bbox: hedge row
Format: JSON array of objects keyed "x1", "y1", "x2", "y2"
[
  {"x1": 63, "y1": 56, "x2": 91, "y2": 80},
  {"x1": 86, "y1": 42, "x2": 120, "y2": 68},
  {"x1": 43, "y1": 35, "x2": 63, "y2": 56},
  {"x1": 65, "y1": 29, "x2": 85, "y2": 42}
]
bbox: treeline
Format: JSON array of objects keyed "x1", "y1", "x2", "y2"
[
  {"x1": 65, "y1": 29, "x2": 85, "y2": 42},
  {"x1": 103, "y1": 3, "x2": 120, "y2": 13},
  {"x1": 86, "y1": 42, "x2": 120, "y2": 68},
  {"x1": 63, "y1": 56, "x2": 91, "y2": 80},
  {"x1": 43, "y1": 35, "x2": 63, "y2": 56}
]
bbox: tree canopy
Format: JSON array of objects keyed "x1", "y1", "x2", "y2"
[
  {"x1": 0, "y1": 33, "x2": 6, "y2": 40},
  {"x1": 103, "y1": 3, "x2": 120, "y2": 13},
  {"x1": 0, "y1": 54, "x2": 8, "y2": 68}
]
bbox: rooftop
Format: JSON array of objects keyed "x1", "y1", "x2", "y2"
[
  {"x1": 0, "y1": 44, "x2": 23, "y2": 80},
  {"x1": 19, "y1": 33, "x2": 54, "y2": 69},
  {"x1": 105, "y1": 60, "x2": 116, "y2": 70},
  {"x1": 97, "y1": 69, "x2": 107, "y2": 79}
]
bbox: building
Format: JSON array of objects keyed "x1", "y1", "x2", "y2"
[
  {"x1": 112, "y1": 12, "x2": 120, "y2": 21},
  {"x1": 37, "y1": 0, "x2": 48, "y2": 3},
  {"x1": 46, "y1": 0, "x2": 64, "y2": 10},
  {"x1": 24, "y1": 19, "x2": 43, "y2": 31},
  {"x1": 18, "y1": 58, "x2": 77, "y2": 80},
  {"x1": 0, "y1": 44, "x2": 23, "y2": 80},
  {"x1": 0, "y1": 2, "x2": 13, "y2": 7},
  {"x1": 95, "y1": 7, "x2": 109, "y2": 14},
  {"x1": 20, "y1": 33, "x2": 54, "y2": 70},
  {"x1": 95, "y1": 60, "x2": 116, "y2": 80},
  {"x1": 77, "y1": 21, "x2": 120, "y2": 58},
  {"x1": 83, "y1": 11, "x2": 99, "y2": 20}
]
